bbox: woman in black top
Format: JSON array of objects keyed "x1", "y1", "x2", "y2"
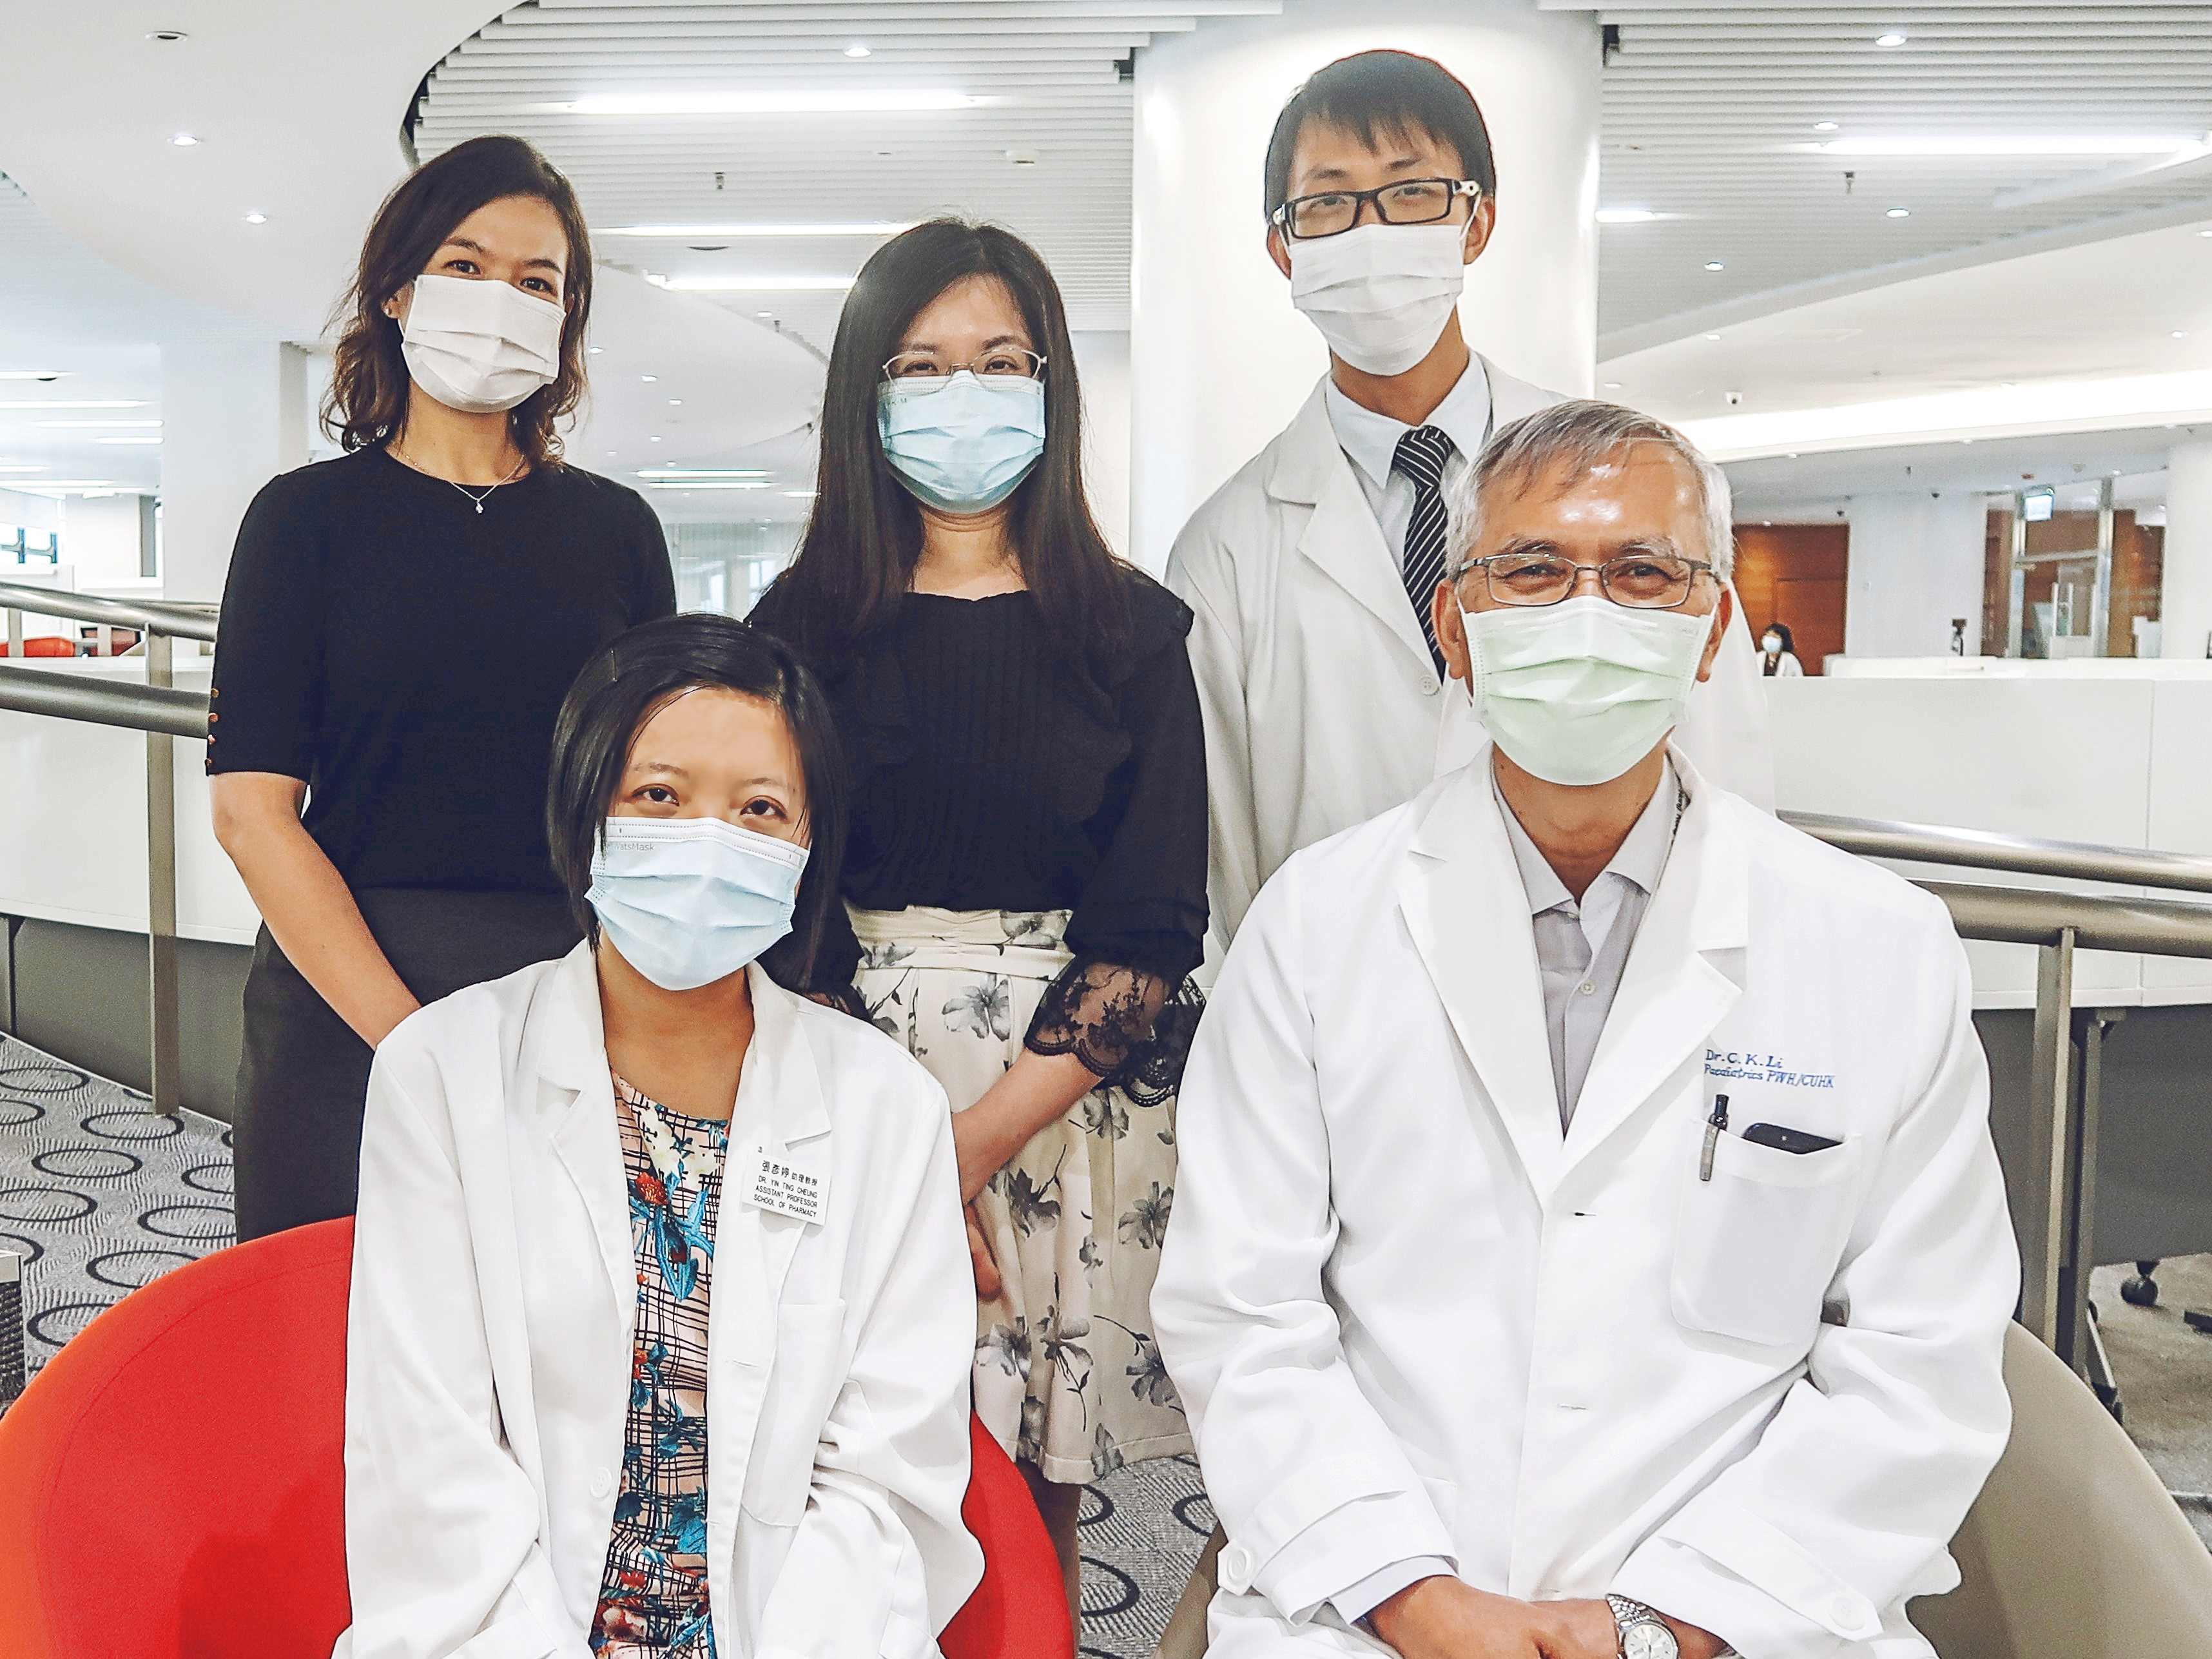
[
  {"x1": 209, "y1": 137, "x2": 674, "y2": 1241},
  {"x1": 747, "y1": 218, "x2": 1207, "y2": 1609}
]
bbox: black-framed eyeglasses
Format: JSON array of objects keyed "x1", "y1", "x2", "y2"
[
  {"x1": 1271, "y1": 178, "x2": 1482, "y2": 241},
  {"x1": 1459, "y1": 552, "x2": 1716, "y2": 610},
  {"x1": 880, "y1": 347, "x2": 1047, "y2": 385}
]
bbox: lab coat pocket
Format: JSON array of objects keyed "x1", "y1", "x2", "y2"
[
  {"x1": 741, "y1": 1299, "x2": 849, "y2": 1526},
  {"x1": 1672, "y1": 1132, "x2": 1861, "y2": 1350}
]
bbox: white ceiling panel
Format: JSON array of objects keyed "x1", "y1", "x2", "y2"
[
  {"x1": 412, "y1": 0, "x2": 1282, "y2": 353},
  {"x1": 1589, "y1": 0, "x2": 2212, "y2": 350}
]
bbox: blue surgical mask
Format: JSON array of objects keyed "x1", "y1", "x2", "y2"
[
  {"x1": 877, "y1": 371, "x2": 1046, "y2": 514},
  {"x1": 587, "y1": 816, "x2": 810, "y2": 992}
]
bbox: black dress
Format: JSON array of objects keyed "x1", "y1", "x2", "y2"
[{"x1": 209, "y1": 447, "x2": 675, "y2": 1239}]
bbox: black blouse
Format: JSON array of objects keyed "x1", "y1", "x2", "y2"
[
  {"x1": 748, "y1": 573, "x2": 1208, "y2": 1090},
  {"x1": 208, "y1": 447, "x2": 675, "y2": 893}
]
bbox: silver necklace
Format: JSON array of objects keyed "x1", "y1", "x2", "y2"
[{"x1": 390, "y1": 444, "x2": 526, "y2": 514}]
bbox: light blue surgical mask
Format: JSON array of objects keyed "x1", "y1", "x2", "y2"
[
  {"x1": 877, "y1": 371, "x2": 1046, "y2": 514},
  {"x1": 587, "y1": 815, "x2": 810, "y2": 992}
]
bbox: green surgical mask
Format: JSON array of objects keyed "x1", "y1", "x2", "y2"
[{"x1": 1460, "y1": 595, "x2": 1711, "y2": 786}]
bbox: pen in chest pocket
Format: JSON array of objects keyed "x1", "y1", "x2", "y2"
[{"x1": 1699, "y1": 1094, "x2": 1729, "y2": 1183}]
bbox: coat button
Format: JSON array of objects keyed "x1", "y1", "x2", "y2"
[
  {"x1": 1829, "y1": 1595, "x2": 1861, "y2": 1627},
  {"x1": 1422, "y1": 679, "x2": 1440, "y2": 695},
  {"x1": 590, "y1": 1468, "x2": 613, "y2": 1499}
]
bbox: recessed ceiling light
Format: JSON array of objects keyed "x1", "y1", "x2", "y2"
[
  {"x1": 0, "y1": 399, "x2": 145, "y2": 409},
  {"x1": 1704, "y1": 260, "x2": 1725, "y2": 271},
  {"x1": 784, "y1": 489, "x2": 819, "y2": 498},
  {"x1": 650, "y1": 436, "x2": 662, "y2": 442},
  {"x1": 1874, "y1": 31, "x2": 1908, "y2": 46},
  {"x1": 642, "y1": 374, "x2": 657, "y2": 383},
  {"x1": 1886, "y1": 207, "x2": 1911, "y2": 218},
  {"x1": 1812, "y1": 121, "x2": 1840, "y2": 133},
  {"x1": 0, "y1": 372, "x2": 67, "y2": 382},
  {"x1": 844, "y1": 43, "x2": 872, "y2": 57},
  {"x1": 1787, "y1": 452, "x2": 1800, "y2": 459},
  {"x1": 657, "y1": 274, "x2": 859, "y2": 293},
  {"x1": 1704, "y1": 332, "x2": 1722, "y2": 341},
  {"x1": 2175, "y1": 331, "x2": 2189, "y2": 339},
  {"x1": 668, "y1": 398, "x2": 683, "y2": 406},
  {"x1": 1825, "y1": 135, "x2": 2196, "y2": 157},
  {"x1": 244, "y1": 211, "x2": 267, "y2": 224},
  {"x1": 1603, "y1": 381, "x2": 1624, "y2": 390},
  {"x1": 2200, "y1": 229, "x2": 2212, "y2": 238},
  {"x1": 600, "y1": 221, "x2": 913, "y2": 238},
  {"x1": 146, "y1": 29, "x2": 188, "y2": 42},
  {"x1": 587, "y1": 345, "x2": 603, "y2": 354},
  {"x1": 755, "y1": 311, "x2": 774, "y2": 318},
  {"x1": 1595, "y1": 208, "x2": 1667, "y2": 226},
  {"x1": 558, "y1": 90, "x2": 973, "y2": 115},
  {"x1": 170, "y1": 132, "x2": 199, "y2": 147}
]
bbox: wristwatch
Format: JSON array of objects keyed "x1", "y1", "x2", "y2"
[{"x1": 1606, "y1": 1595, "x2": 1680, "y2": 1659}]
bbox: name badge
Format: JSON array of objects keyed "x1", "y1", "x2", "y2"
[{"x1": 740, "y1": 1143, "x2": 826, "y2": 1226}]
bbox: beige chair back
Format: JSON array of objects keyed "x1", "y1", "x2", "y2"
[{"x1": 1914, "y1": 1322, "x2": 2212, "y2": 1658}]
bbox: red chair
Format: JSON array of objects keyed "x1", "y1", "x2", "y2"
[{"x1": 0, "y1": 1218, "x2": 1072, "y2": 1659}]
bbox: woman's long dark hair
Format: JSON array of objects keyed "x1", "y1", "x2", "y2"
[
  {"x1": 324, "y1": 134, "x2": 594, "y2": 471},
  {"x1": 762, "y1": 218, "x2": 1133, "y2": 659},
  {"x1": 546, "y1": 615, "x2": 849, "y2": 996}
]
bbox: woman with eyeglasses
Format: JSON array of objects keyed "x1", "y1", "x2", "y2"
[{"x1": 747, "y1": 218, "x2": 1207, "y2": 1611}]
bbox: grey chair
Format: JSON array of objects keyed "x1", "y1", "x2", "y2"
[{"x1": 1912, "y1": 1323, "x2": 2212, "y2": 1658}]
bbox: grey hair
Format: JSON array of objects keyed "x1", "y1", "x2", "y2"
[{"x1": 1446, "y1": 399, "x2": 1735, "y2": 582}]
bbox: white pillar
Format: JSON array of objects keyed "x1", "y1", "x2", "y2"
[
  {"x1": 159, "y1": 340, "x2": 309, "y2": 604},
  {"x1": 1129, "y1": 0, "x2": 1601, "y2": 570},
  {"x1": 57, "y1": 493, "x2": 152, "y2": 587},
  {"x1": 2160, "y1": 441, "x2": 2212, "y2": 660},
  {"x1": 1842, "y1": 492, "x2": 1990, "y2": 659},
  {"x1": 1071, "y1": 329, "x2": 1134, "y2": 563}
]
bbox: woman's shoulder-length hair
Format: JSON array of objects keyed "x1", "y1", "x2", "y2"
[{"x1": 323, "y1": 133, "x2": 594, "y2": 472}]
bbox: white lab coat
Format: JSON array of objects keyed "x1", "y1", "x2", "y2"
[
  {"x1": 1152, "y1": 746, "x2": 2018, "y2": 1659},
  {"x1": 335, "y1": 944, "x2": 984, "y2": 1659},
  {"x1": 1167, "y1": 367, "x2": 1775, "y2": 972}
]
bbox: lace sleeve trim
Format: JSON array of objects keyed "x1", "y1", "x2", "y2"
[{"x1": 1023, "y1": 955, "x2": 1205, "y2": 1105}]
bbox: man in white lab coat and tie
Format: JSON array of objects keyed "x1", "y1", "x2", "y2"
[
  {"x1": 1165, "y1": 51, "x2": 1772, "y2": 977},
  {"x1": 1154, "y1": 402, "x2": 2018, "y2": 1659}
]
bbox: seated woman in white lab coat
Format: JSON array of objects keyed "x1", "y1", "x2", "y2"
[
  {"x1": 335, "y1": 613, "x2": 984, "y2": 1659},
  {"x1": 1760, "y1": 620, "x2": 1807, "y2": 677}
]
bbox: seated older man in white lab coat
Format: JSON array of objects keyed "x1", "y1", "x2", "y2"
[{"x1": 1152, "y1": 402, "x2": 2019, "y2": 1659}]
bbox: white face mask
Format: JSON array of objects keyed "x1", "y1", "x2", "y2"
[
  {"x1": 398, "y1": 272, "x2": 565, "y2": 415},
  {"x1": 1459, "y1": 594, "x2": 1714, "y2": 786},
  {"x1": 1287, "y1": 221, "x2": 1468, "y2": 377},
  {"x1": 1761, "y1": 633, "x2": 1783, "y2": 654}
]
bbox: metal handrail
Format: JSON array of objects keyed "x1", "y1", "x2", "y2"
[
  {"x1": 0, "y1": 579, "x2": 218, "y2": 645},
  {"x1": 1925, "y1": 880, "x2": 2212, "y2": 956},
  {"x1": 1787, "y1": 811, "x2": 2212, "y2": 897},
  {"x1": 0, "y1": 670, "x2": 209, "y2": 740}
]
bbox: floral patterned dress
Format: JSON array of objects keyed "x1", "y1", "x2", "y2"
[
  {"x1": 851, "y1": 906, "x2": 1192, "y2": 1486},
  {"x1": 588, "y1": 1077, "x2": 730, "y2": 1658}
]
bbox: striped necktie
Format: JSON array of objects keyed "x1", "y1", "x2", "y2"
[{"x1": 1392, "y1": 423, "x2": 1455, "y2": 674}]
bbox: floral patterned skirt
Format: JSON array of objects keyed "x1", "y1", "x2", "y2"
[{"x1": 850, "y1": 906, "x2": 1190, "y2": 1485}]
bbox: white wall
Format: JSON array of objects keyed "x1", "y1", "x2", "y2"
[
  {"x1": 58, "y1": 493, "x2": 150, "y2": 587},
  {"x1": 0, "y1": 487, "x2": 59, "y2": 532},
  {"x1": 1071, "y1": 329, "x2": 1134, "y2": 564},
  {"x1": 1843, "y1": 492, "x2": 1989, "y2": 657},
  {"x1": 2160, "y1": 440, "x2": 2212, "y2": 660},
  {"x1": 159, "y1": 339, "x2": 309, "y2": 603}
]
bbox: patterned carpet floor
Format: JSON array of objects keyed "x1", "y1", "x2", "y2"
[{"x1": 0, "y1": 1033, "x2": 1207, "y2": 1657}]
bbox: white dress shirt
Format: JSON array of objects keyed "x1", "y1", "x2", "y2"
[{"x1": 1322, "y1": 356, "x2": 1495, "y2": 574}]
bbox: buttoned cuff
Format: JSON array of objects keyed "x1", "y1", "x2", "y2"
[
  {"x1": 1217, "y1": 1459, "x2": 1458, "y2": 1627},
  {"x1": 1331, "y1": 1556, "x2": 1455, "y2": 1627},
  {"x1": 1614, "y1": 1505, "x2": 1885, "y2": 1659}
]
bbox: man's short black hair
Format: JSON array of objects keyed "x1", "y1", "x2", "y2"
[{"x1": 1263, "y1": 49, "x2": 1497, "y2": 220}]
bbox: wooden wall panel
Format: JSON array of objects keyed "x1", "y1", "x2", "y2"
[{"x1": 1731, "y1": 523, "x2": 1848, "y2": 674}]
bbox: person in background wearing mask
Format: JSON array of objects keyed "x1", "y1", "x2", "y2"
[
  {"x1": 1761, "y1": 619, "x2": 1807, "y2": 676},
  {"x1": 1154, "y1": 403, "x2": 2017, "y2": 1659},
  {"x1": 1167, "y1": 50, "x2": 1776, "y2": 982},
  {"x1": 338, "y1": 614, "x2": 982, "y2": 1659},
  {"x1": 746, "y1": 219, "x2": 1208, "y2": 1616},
  {"x1": 209, "y1": 135, "x2": 674, "y2": 1241}
]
